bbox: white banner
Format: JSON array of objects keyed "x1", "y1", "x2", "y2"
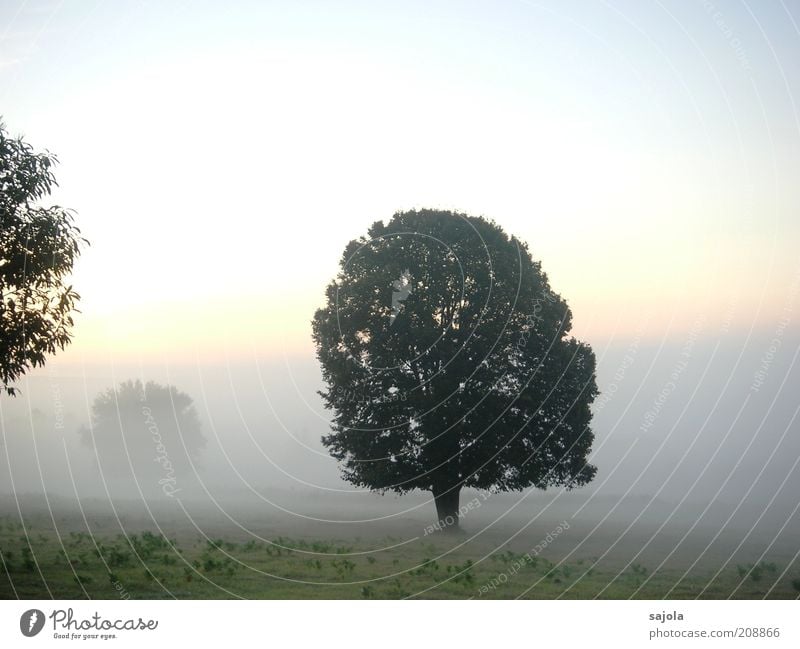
[{"x1": 1, "y1": 600, "x2": 797, "y2": 648}]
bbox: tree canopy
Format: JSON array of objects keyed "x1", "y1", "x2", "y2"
[
  {"x1": 312, "y1": 209, "x2": 598, "y2": 528},
  {"x1": 0, "y1": 120, "x2": 86, "y2": 395}
]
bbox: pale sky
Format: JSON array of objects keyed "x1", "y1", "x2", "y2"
[{"x1": 2, "y1": 0, "x2": 799, "y2": 364}]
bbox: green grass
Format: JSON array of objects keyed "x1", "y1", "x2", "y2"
[{"x1": 1, "y1": 517, "x2": 798, "y2": 599}]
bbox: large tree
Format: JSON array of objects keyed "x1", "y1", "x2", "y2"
[
  {"x1": 78, "y1": 380, "x2": 206, "y2": 498},
  {"x1": 0, "y1": 120, "x2": 86, "y2": 395},
  {"x1": 312, "y1": 209, "x2": 598, "y2": 529}
]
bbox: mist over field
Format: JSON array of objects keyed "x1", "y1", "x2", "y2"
[{"x1": 3, "y1": 328, "x2": 799, "y2": 575}]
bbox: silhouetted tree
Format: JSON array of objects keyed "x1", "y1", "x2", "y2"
[
  {"x1": 78, "y1": 380, "x2": 205, "y2": 498},
  {"x1": 0, "y1": 120, "x2": 86, "y2": 395},
  {"x1": 313, "y1": 210, "x2": 598, "y2": 529}
]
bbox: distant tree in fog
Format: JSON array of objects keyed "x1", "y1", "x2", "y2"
[
  {"x1": 78, "y1": 380, "x2": 205, "y2": 497},
  {"x1": 312, "y1": 209, "x2": 598, "y2": 530},
  {"x1": 0, "y1": 120, "x2": 87, "y2": 396}
]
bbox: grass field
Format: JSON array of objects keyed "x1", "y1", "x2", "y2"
[{"x1": 2, "y1": 513, "x2": 799, "y2": 600}]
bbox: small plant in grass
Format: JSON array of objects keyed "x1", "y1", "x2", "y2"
[
  {"x1": 750, "y1": 565, "x2": 763, "y2": 582},
  {"x1": 367, "y1": 556, "x2": 376, "y2": 565},
  {"x1": 311, "y1": 541, "x2": 331, "y2": 553},
  {"x1": 499, "y1": 550, "x2": 515, "y2": 565},
  {"x1": 128, "y1": 532, "x2": 173, "y2": 560},
  {"x1": 0, "y1": 551, "x2": 11, "y2": 573},
  {"x1": 203, "y1": 555, "x2": 238, "y2": 576},
  {"x1": 68, "y1": 532, "x2": 86, "y2": 546},
  {"x1": 21, "y1": 547, "x2": 36, "y2": 572},
  {"x1": 737, "y1": 562, "x2": 771, "y2": 582},
  {"x1": 759, "y1": 561, "x2": 777, "y2": 575},
  {"x1": 97, "y1": 543, "x2": 132, "y2": 568},
  {"x1": 450, "y1": 560, "x2": 475, "y2": 585},
  {"x1": 332, "y1": 558, "x2": 356, "y2": 576},
  {"x1": 388, "y1": 579, "x2": 410, "y2": 598},
  {"x1": 791, "y1": 578, "x2": 800, "y2": 593},
  {"x1": 538, "y1": 559, "x2": 554, "y2": 574},
  {"x1": 629, "y1": 563, "x2": 648, "y2": 585},
  {"x1": 414, "y1": 558, "x2": 439, "y2": 576},
  {"x1": 360, "y1": 586, "x2": 374, "y2": 598}
]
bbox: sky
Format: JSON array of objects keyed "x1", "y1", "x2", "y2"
[
  {"x1": 1, "y1": 1, "x2": 800, "y2": 518},
  {"x1": 1, "y1": 0, "x2": 798, "y2": 365}
]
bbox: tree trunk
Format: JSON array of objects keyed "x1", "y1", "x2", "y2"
[{"x1": 432, "y1": 486, "x2": 461, "y2": 532}]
